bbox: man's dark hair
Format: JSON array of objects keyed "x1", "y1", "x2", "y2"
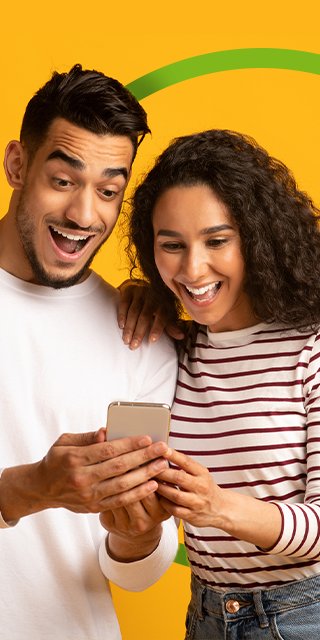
[
  {"x1": 20, "y1": 63, "x2": 150, "y2": 160},
  {"x1": 128, "y1": 129, "x2": 320, "y2": 329}
]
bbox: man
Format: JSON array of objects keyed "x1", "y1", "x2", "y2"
[{"x1": 0, "y1": 64, "x2": 178, "y2": 639}]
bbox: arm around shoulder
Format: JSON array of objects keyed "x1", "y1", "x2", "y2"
[{"x1": 0, "y1": 468, "x2": 20, "y2": 528}]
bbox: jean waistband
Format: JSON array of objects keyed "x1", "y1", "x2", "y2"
[{"x1": 191, "y1": 573, "x2": 320, "y2": 628}]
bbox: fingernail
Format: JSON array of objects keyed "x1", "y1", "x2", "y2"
[
  {"x1": 149, "y1": 333, "x2": 159, "y2": 343},
  {"x1": 147, "y1": 480, "x2": 158, "y2": 491},
  {"x1": 153, "y1": 442, "x2": 167, "y2": 454},
  {"x1": 123, "y1": 333, "x2": 131, "y2": 344},
  {"x1": 153, "y1": 459, "x2": 168, "y2": 471},
  {"x1": 118, "y1": 319, "x2": 125, "y2": 329},
  {"x1": 130, "y1": 339, "x2": 139, "y2": 350},
  {"x1": 138, "y1": 436, "x2": 152, "y2": 447}
]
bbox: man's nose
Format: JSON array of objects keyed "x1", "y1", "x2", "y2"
[{"x1": 65, "y1": 188, "x2": 96, "y2": 229}]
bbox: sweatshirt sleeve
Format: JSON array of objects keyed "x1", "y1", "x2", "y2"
[
  {"x1": 134, "y1": 332, "x2": 178, "y2": 406},
  {"x1": 263, "y1": 332, "x2": 320, "y2": 559},
  {"x1": 98, "y1": 517, "x2": 178, "y2": 591}
]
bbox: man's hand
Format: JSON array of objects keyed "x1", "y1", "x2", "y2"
[
  {"x1": 0, "y1": 431, "x2": 170, "y2": 522},
  {"x1": 100, "y1": 493, "x2": 171, "y2": 561},
  {"x1": 117, "y1": 279, "x2": 185, "y2": 349}
]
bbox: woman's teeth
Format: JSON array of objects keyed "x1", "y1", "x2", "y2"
[{"x1": 185, "y1": 282, "x2": 220, "y2": 296}]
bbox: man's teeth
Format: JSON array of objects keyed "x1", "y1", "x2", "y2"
[
  {"x1": 185, "y1": 283, "x2": 219, "y2": 295},
  {"x1": 52, "y1": 227, "x2": 90, "y2": 241}
]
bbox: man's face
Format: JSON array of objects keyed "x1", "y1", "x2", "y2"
[{"x1": 4, "y1": 118, "x2": 134, "y2": 287}]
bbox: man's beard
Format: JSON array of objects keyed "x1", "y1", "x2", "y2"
[{"x1": 15, "y1": 194, "x2": 104, "y2": 289}]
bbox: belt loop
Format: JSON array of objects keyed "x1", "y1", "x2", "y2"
[
  {"x1": 194, "y1": 579, "x2": 205, "y2": 621},
  {"x1": 253, "y1": 591, "x2": 269, "y2": 628}
]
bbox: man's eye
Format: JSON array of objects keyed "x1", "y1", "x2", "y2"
[
  {"x1": 100, "y1": 189, "x2": 116, "y2": 199},
  {"x1": 53, "y1": 178, "x2": 72, "y2": 188}
]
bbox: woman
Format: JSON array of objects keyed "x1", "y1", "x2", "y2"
[{"x1": 123, "y1": 129, "x2": 320, "y2": 639}]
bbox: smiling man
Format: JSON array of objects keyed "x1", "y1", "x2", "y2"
[
  {"x1": 0, "y1": 65, "x2": 178, "y2": 640},
  {"x1": 2, "y1": 102, "x2": 134, "y2": 288}
]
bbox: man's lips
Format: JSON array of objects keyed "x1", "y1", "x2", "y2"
[{"x1": 49, "y1": 225, "x2": 95, "y2": 256}]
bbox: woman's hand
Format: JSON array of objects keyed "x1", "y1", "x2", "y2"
[
  {"x1": 155, "y1": 449, "x2": 225, "y2": 528},
  {"x1": 117, "y1": 279, "x2": 185, "y2": 349},
  {"x1": 156, "y1": 448, "x2": 282, "y2": 549}
]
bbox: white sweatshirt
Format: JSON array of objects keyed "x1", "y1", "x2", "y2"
[{"x1": 0, "y1": 268, "x2": 178, "y2": 639}]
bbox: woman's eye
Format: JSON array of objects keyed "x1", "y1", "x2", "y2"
[
  {"x1": 161, "y1": 242, "x2": 183, "y2": 251},
  {"x1": 207, "y1": 238, "x2": 228, "y2": 247}
]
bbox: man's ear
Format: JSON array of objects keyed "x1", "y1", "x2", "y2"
[{"x1": 4, "y1": 140, "x2": 27, "y2": 190}]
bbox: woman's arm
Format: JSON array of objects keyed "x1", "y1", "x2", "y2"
[{"x1": 156, "y1": 449, "x2": 282, "y2": 550}]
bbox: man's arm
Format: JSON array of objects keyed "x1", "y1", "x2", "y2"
[
  {"x1": 0, "y1": 430, "x2": 169, "y2": 525},
  {"x1": 99, "y1": 504, "x2": 179, "y2": 591},
  {"x1": 100, "y1": 492, "x2": 171, "y2": 560},
  {"x1": 117, "y1": 279, "x2": 185, "y2": 349}
]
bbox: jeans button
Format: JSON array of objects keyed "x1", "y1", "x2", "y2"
[{"x1": 225, "y1": 599, "x2": 240, "y2": 613}]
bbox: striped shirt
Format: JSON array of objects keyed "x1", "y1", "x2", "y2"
[{"x1": 169, "y1": 322, "x2": 320, "y2": 588}]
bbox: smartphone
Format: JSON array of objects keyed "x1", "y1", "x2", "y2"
[{"x1": 107, "y1": 401, "x2": 171, "y2": 442}]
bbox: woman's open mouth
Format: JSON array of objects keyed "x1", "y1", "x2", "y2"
[{"x1": 183, "y1": 281, "x2": 222, "y2": 303}]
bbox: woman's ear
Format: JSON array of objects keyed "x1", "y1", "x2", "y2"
[{"x1": 4, "y1": 140, "x2": 27, "y2": 190}]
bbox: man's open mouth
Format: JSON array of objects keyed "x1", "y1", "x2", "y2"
[{"x1": 49, "y1": 226, "x2": 93, "y2": 255}]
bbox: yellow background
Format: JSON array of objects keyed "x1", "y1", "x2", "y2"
[{"x1": 0, "y1": 1, "x2": 319, "y2": 637}]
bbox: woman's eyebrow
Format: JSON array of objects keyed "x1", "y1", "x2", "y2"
[
  {"x1": 156, "y1": 224, "x2": 233, "y2": 237},
  {"x1": 201, "y1": 224, "x2": 233, "y2": 234},
  {"x1": 156, "y1": 229, "x2": 182, "y2": 237}
]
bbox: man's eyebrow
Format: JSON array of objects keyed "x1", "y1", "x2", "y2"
[
  {"x1": 102, "y1": 167, "x2": 128, "y2": 181},
  {"x1": 46, "y1": 150, "x2": 85, "y2": 170},
  {"x1": 46, "y1": 150, "x2": 128, "y2": 180}
]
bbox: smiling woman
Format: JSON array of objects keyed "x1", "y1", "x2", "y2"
[
  {"x1": 153, "y1": 184, "x2": 255, "y2": 332},
  {"x1": 123, "y1": 127, "x2": 320, "y2": 639}
]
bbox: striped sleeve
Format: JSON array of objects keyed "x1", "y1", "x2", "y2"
[{"x1": 263, "y1": 333, "x2": 320, "y2": 559}]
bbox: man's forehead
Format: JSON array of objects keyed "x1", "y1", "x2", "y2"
[{"x1": 41, "y1": 117, "x2": 134, "y2": 167}]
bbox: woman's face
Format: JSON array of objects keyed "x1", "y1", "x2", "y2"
[{"x1": 153, "y1": 184, "x2": 257, "y2": 332}]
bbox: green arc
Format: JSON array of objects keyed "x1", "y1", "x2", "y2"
[
  {"x1": 127, "y1": 47, "x2": 320, "y2": 566},
  {"x1": 126, "y1": 48, "x2": 320, "y2": 100}
]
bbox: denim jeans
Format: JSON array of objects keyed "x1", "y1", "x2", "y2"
[{"x1": 185, "y1": 573, "x2": 320, "y2": 639}]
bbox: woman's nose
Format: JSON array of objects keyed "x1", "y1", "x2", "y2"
[{"x1": 181, "y1": 247, "x2": 209, "y2": 282}]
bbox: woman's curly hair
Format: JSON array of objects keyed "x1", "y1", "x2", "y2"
[{"x1": 127, "y1": 129, "x2": 320, "y2": 328}]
